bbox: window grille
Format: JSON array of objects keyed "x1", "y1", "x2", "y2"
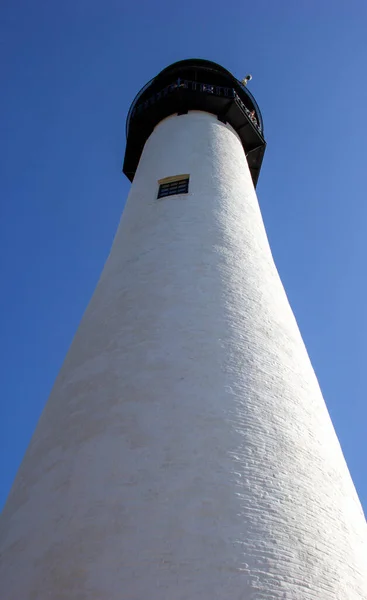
[{"x1": 157, "y1": 177, "x2": 189, "y2": 199}]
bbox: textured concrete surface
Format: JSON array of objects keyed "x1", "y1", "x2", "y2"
[{"x1": 0, "y1": 111, "x2": 366, "y2": 599}]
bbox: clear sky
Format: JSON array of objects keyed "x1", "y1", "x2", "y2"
[{"x1": 1, "y1": 0, "x2": 367, "y2": 513}]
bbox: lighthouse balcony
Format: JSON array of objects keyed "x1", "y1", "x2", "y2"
[{"x1": 123, "y1": 64, "x2": 266, "y2": 188}]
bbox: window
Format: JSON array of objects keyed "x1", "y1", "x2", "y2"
[{"x1": 157, "y1": 177, "x2": 189, "y2": 199}]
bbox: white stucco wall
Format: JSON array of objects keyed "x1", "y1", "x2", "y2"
[{"x1": 1, "y1": 111, "x2": 366, "y2": 599}]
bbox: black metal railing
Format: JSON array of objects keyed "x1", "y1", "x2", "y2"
[
  {"x1": 233, "y1": 92, "x2": 261, "y2": 131},
  {"x1": 127, "y1": 78, "x2": 263, "y2": 135}
]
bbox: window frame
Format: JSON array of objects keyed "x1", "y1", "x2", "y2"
[{"x1": 157, "y1": 176, "x2": 189, "y2": 199}]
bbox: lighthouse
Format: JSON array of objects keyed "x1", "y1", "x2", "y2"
[{"x1": 1, "y1": 58, "x2": 366, "y2": 599}]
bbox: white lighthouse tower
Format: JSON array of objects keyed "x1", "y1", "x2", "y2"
[{"x1": 1, "y1": 59, "x2": 366, "y2": 599}]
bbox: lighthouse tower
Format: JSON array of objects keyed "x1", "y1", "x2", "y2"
[{"x1": 1, "y1": 59, "x2": 366, "y2": 599}]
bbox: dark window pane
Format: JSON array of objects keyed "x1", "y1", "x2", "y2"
[{"x1": 157, "y1": 177, "x2": 189, "y2": 199}]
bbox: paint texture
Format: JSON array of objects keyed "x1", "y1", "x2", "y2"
[{"x1": 1, "y1": 111, "x2": 366, "y2": 599}]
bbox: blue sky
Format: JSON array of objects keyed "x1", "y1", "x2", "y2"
[{"x1": 1, "y1": 0, "x2": 367, "y2": 513}]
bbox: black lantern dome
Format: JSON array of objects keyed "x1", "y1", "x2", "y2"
[{"x1": 123, "y1": 59, "x2": 266, "y2": 187}]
